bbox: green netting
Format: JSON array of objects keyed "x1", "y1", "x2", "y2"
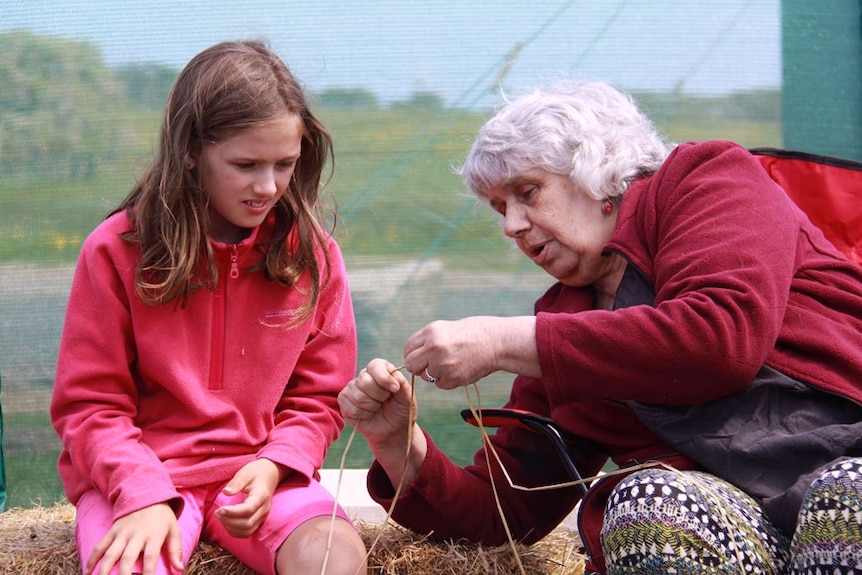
[
  {"x1": 0, "y1": 1, "x2": 858, "y2": 511},
  {"x1": 782, "y1": 0, "x2": 862, "y2": 161},
  {"x1": 0, "y1": 369, "x2": 6, "y2": 512}
]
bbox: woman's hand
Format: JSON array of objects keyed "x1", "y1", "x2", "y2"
[
  {"x1": 338, "y1": 358, "x2": 427, "y2": 485},
  {"x1": 86, "y1": 502, "x2": 183, "y2": 575},
  {"x1": 403, "y1": 316, "x2": 540, "y2": 389},
  {"x1": 215, "y1": 458, "x2": 284, "y2": 538}
]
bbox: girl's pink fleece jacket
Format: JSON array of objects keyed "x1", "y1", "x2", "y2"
[{"x1": 51, "y1": 211, "x2": 357, "y2": 521}]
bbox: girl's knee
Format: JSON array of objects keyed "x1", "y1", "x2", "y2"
[{"x1": 276, "y1": 516, "x2": 367, "y2": 575}]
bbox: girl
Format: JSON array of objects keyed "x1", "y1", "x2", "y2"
[{"x1": 51, "y1": 40, "x2": 367, "y2": 575}]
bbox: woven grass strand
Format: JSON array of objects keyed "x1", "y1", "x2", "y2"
[
  {"x1": 464, "y1": 383, "x2": 527, "y2": 575},
  {"x1": 463, "y1": 388, "x2": 661, "y2": 493},
  {"x1": 321, "y1": 422, "x2": 358, "y2": 574},
  {"x1": 323, "y1": 365, "x2": 417, "y2": 575},
  {"x1": 330, "y1": 365, "x2": 669, "y2": 575},
  {"x1": 461, "y1": 392, "x2": 754, "y2": 571}
]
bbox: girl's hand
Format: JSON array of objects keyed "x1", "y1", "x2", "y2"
[
  {"x1": 86, "y1": 502, "x2": 183, "y2": 575},
  {"x1": 215, "y1": 458, "x2": 283, "y2": 538},
  {"x1": 338, "y1": 358, "x2": 426, "y2": 485},
  {"x1": 403, "y1": 316, "x2": 540, "y2": 389}
]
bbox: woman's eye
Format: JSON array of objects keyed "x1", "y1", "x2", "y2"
[{"x1": 519, "y1": 185, "x2": 537, "y2": 201}]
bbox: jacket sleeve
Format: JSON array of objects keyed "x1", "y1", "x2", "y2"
[
  {"x1": 50, "y1": 225, "x2": 182, "y2": 518},
  {"x1": 366, "y1": 376, "x2": 605, "y2": 546},
  {"x1": 537, "y1": 141, "x2": 801, "y2": 406},
  {"x1": 258, "y1": 237, "x2": 358, "y2": 479}
]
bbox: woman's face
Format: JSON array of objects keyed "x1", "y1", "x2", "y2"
[
  {"x1": 192, "y1": 114, "x2": 304, "y2": 244},
  {"x1": 482, "y1": 168, "x2": 619, "y2": 288}
]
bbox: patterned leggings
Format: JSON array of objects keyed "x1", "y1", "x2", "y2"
[{"x1": 600, "y1": 459, "x2": 862, "y2": 574}]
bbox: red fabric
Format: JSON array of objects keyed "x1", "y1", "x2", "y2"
[
  {"x1": 51, "y1": 212, "x2": 357, "y2": 520},
  {"x1": 539, "y1": 141, "x2": 862, "y2": 408},
  {"x1": 753, "y1": 150, "x2": 862, "y2": 263}
]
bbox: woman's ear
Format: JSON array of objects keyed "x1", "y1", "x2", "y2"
[{"x1": 185, "y1": 156, "x2": 196, "y2": 170}]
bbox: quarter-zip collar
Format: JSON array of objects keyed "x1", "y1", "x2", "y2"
[{"x1": 205, "y1": 215, "x2": 274, "y2": 391}]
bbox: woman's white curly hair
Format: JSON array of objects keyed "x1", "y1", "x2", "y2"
[{"x1": 460, "y1": 80, "x2": 671, "y2": 201}]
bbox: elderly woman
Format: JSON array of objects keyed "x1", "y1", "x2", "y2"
[{"x1": 338, "y1": 81, "x2": 862, "y2": 574}]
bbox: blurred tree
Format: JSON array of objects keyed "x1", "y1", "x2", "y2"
[
  {"x1": 636, "y1": 90, "x2": 781, "y2": 123},
  {"x1": 391, "y1": 89, "x2": 445, "y2": 111},
  {"x1": 0, "y1": 31, "x2": 132, "y2": 180},
  {"x1": 316, "y1": 87, "x2": 379, "y2": 109},
  {"x1": 115, "y1": 63, "x2": 177, "y2": 110}
]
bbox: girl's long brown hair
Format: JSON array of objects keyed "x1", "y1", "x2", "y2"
[{"x1": 113, "y1": 40, "x2": 334, "y2": 322}]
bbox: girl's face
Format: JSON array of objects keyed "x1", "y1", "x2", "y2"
[
  {"x1": 193, "y1": 115, "x2": 304, "y2": 244},
  {"x1": 481, "y1": 168, "x2": 620, "y2": 289}
]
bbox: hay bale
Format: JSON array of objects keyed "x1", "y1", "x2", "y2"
[
  {"x1": 0, "y1": 504, "x2": 80, "y2": 575},
  {"x1": 0, "y1": 503, "x2": 584, "y2": 574},
  {"x1": 358, "y1": 522, "x2": 585, "y2": 574}
]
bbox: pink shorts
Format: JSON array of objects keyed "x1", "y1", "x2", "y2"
[{"x1": 75, "y1": 476, "x2": 351, "y2": 575}]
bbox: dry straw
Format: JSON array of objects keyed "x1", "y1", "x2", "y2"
[{"x1": 0, "y1": 503, "x2": 585, "y2": 574}]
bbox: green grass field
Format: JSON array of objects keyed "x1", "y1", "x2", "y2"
[
  {"x1": 1, "y1": 100, "x2": 782, "y2": 266},
  {"x1": 0, "y1": 100, "x2": 781, "y2": 509}
]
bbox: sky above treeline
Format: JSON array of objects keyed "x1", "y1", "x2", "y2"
[{"x1": 2, "y1": 0, "x2": 781, "y2": 106}]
